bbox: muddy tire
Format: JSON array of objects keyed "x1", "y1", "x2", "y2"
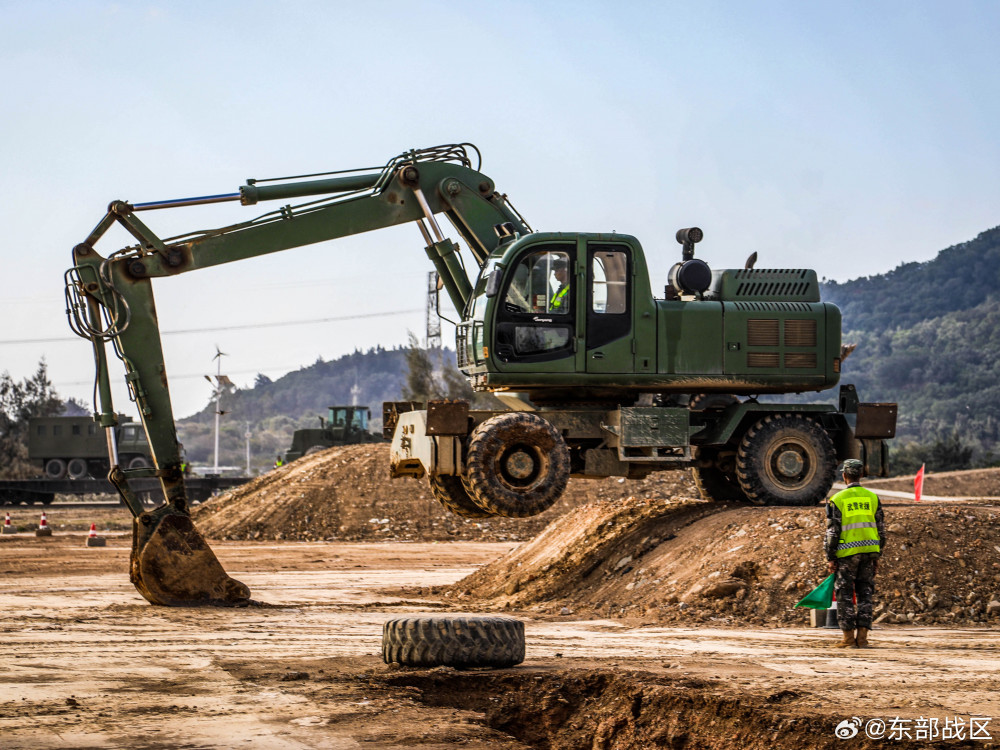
[
  {"x1": 67, "y1": 458, "x2": 89, "y2": 480},
  {"x1": 428, "y1": 475, "x2": 495, "y2": 519},
  {"x1": 382, "y1": 616, "x2": 525, "y2": 668},
  {"x1": 736, "y1": 414, "x2": 836, "y2": 506},
  {"x1": 693, "y1": 466, "x2": 747, "y2": 503},
  {"x1": 44, "y1": 459, "x2": 66, "y2": 480},
  {"x1": 464, "y1": 412, "x2": 570, "y2": 518},
  {"x1": 128, "y1": 456, "x2": 151, "y2": 470}
]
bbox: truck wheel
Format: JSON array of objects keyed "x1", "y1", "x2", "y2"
[
  {"x1": 67, "y1": 458, "x2": 89, "y2": 480},
  {"x1": 736, "y1": 414, "x2": 836, "y2": 506},
  {"x1": 128, "y1": 456, "x2": 151, "y2": 470},
  {"x1": 464, "y1": 412, "x2": 570, "y2": 518},
  {"x1": 428, "y1": 475, "x2": 495, "y2": 519},
  {"x1": 382, "y1": 616, "x2": 525, "y2": 668},
  {"x1": 44, "y1": 459, "x2": 67, "y2": 479}
]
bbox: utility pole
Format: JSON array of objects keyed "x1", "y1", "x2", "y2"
[{"x1": 244, "y1": 421, "x2": 251, "y2": 476}]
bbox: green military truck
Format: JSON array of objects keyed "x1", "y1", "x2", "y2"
[
  {"x1": 284, "y1": 405, "x2": 381, "y2": 463},
  {"x1": 28, "y1": 415, "x2": 152, "y2": 479}
]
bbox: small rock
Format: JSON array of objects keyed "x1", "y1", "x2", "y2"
[
  {"x1": 280, "y1": 672, "x2": 310, "y2": 681},
  {"x1": 888, "y1": 523, "x2": 905, "y2": 533},
  {"x1": 614, "y1": 556, "x2": 633, "y2": 571},
  {"x1": 560, "y1": 606, "x2": 573, "y2": 616},
  {"x1": 986, "y1": 600, "x2": 1000, "y2": 617},
  {"x1": 701, "y1": 579, "x2": 746, "y2": 599}
]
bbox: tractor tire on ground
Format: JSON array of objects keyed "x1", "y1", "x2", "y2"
[
  {"x1": 428, "y1": 475, "x2": 495, "y2": 519},
  {"x1": 382, "y1": 616, "x2": 525, "y2": 669},
  {"x1": 736, "y1": 413, "x2": 836, "y2": 506},
  {"x1": 127, "y1": 456, "x2": 151, "y2": 470},
  {"x1": 44, "y1": 459, "x2": 66, "y2": 480},
  {"x1": 463, "y1": 412, "x2": 570, "y2": 518}
]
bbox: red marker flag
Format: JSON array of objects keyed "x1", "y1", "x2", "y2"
[{"x1": 914, "y1": 463, "x2": 925, "y2": 503}]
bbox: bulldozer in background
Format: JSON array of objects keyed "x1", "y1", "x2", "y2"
[{"x1": 64, "y1": 143, "x2": 896, "y2": 606}]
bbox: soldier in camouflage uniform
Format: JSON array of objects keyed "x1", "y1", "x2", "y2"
[{"x1": 825, "y1": 459, "x2": 887, "y2": 648}]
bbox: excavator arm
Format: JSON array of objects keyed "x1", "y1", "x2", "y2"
[{"x1": 64, "y1": 144, "x2": 529, "y2": 606}]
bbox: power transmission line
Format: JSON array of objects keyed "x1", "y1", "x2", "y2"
[{"x1": 0, "y1": 308, "x2": 422, "y2": 346}]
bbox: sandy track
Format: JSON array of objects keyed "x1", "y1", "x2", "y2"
[{"x1": 1, "y1": 535, "x2": 999, "y2": 749}]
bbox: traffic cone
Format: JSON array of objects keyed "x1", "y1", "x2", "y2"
[
  {"x1": 2, "y1": 512, "x2": 15, "y2": 534},
  {"x1": 824, "y1": 589, "x2": 840, "y2": 628},
  {"x1": 86, "y1": 522, "x2": 106, "y2": 548},
  {"x1": 36, "y1": 512, "x2": 52, "y2": 537}
]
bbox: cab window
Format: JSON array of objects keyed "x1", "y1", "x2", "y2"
[
  {"x1": 494, "y1": 247, "x2": 576, "y2": 363},
  {"x1": 592, "y1": 250, "x2": 628, "y2": 314},
  {"x1": 504, "y1": 250, "x2": 572, "y2": 315}
]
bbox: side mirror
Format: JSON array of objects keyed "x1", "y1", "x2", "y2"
[{"x1": 485, "y1": 267, "x2": 503, "y2": 298}]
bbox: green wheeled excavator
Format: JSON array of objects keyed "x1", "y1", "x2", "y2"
[{"x1": 64, "y1": 143, "x2": 896, "y2": 606}]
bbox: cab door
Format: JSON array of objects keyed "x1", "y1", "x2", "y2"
[
  {"x1": 492, "y1": 245, "x2": 578, "y2": 373},
  {"x1": 586, "y1": 244, "x2": 633, "y2": 373}
]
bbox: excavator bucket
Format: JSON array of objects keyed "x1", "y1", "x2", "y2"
[{"x1": 129, "y1": 508, "x2": 250, "y2": 606}]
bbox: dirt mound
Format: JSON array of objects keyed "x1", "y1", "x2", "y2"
[
  {"x1": 193, "y1": 444, "x2": 702, "y2": 543},
  {"x1": 450, "y1": 496, "x2": 1000, "y2": 628},
  {"x1": 868, "y1": 467, "x2": 1000, "y2": 497}
]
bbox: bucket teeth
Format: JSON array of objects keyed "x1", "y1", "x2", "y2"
[{"x1": 130, "y1": 511, "x2": 250, "y2": 606}]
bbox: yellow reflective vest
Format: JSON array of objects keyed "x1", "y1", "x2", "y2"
[
  {"x1": 830, "y1": 486, "x2": 881, "y2": 558},
  {"x1": 550, "y1": 285, "x2": 569, "y2": 312}
]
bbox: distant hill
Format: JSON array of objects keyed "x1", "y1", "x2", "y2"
[
  {"x1": 822, "y1": 225, "x2": 1000, "y2": 471},
  {"x1": 178, "y1": 346, "x2": 420, "y2": 472}
]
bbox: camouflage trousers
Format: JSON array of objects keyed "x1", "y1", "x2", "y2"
[{"x1": 834, "y1": 552, "x2": 879, "y2": 630}]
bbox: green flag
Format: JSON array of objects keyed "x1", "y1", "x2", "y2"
[{"x1": 794, "y1": 574, "x2": 835, "y2": 609}]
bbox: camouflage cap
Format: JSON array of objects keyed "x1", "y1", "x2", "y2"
[{"x1": 839, "y1": 459, "x2": 864, "y2": 474}]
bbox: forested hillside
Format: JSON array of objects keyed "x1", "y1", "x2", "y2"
[
  {"x1": 824, "y1": 225, "x2": 1000, "y2": 472},
  {"x1": 176, "y1": 344, "x2": 471, "y2": 473},
  {"x1": 177, "y1": 346, "x2": 410, "y2": 472}
]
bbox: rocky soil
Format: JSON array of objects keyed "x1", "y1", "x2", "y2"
[
  {"x1": 193, "y1": 443, "x2": 1000, "y2": 629},
  {"x1": 447, "y1": 495, "x2": 1000, "y2": 628}
]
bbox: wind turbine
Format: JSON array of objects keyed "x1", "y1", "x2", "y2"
[{"x1": 204, "y1": 346, "x2": 231, "y2": 474}]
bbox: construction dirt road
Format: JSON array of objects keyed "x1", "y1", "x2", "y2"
[
  {"x1": 1, "y1": 448, "x2": 999, "y2": 749},
  {"x1": 0, "y1": 522, "x2": 998, "y2": 748}
]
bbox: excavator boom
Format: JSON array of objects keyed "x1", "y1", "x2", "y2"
[{"x1": 65, "y1": 143, "x2": 528, "y2": 605}]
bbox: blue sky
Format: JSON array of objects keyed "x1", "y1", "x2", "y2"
[{"x1": 2, "y1": 1, "x2": 998, "y2": 417}]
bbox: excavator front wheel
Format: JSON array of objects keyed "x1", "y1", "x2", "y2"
[
  {"x1": 130, "y1": 507, "x2": 250, "y2": 606},
  {"x1": 463, "y1": 412, "x2": 570, "y2": 518}
]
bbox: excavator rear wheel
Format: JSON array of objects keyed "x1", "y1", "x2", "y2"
[
  {"x1": 736, "y1": 414, "x2": 836, "y2": 506},
  {"x1": 692, "y1": 450, "x2": 748, "y2": 504},
  {"x1": 428, "y1": 475, "x2": 495, "y2": 519},
  {"x1": 463, "y1": 412, "x2": 570, "y2": 518}
]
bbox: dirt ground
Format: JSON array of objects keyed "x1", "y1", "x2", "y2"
[{"x1": 2, "y1": 519, "x2": 999, "y2": 749}]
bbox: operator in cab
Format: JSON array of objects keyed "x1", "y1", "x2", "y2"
[{"x1": 549, "y1": 258, "x2": 570, "y2": 313}]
